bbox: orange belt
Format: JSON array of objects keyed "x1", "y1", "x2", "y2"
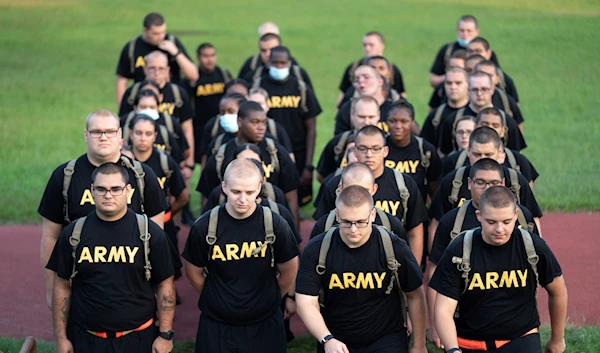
[
  {"x1": 164, "y1": 210, "x2": 172, "y2": 223},
  {"x1": 86, "y1": 318, "x2": 154, "y2": 339},
  {"x1": 457, "y1": 327, "x2": 539, "y2": 351}
]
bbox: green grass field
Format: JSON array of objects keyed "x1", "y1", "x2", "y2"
[{"x1": 1, "y1": 0, "x2": 599, "y2": 223}]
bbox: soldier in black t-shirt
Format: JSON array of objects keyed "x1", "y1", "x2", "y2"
[
  {"x1": 39, "y1": 110, "x2": 167, "y2": 308},
  {"x1": 430, "y1": 186, "x2": 567, "y2": 353},
  {"x1": 296, "y1": 185, "x2": 427, "y2": 353},
  {"x1": 115, "y1": 12, "x2": 198, "y2": 107},
  {"x1": 183, "y1": 159, "x2": 300, "y2": 353},
  {"x1": 428, "y1": 15, "x2": 500, "y2": 88},
  {"x1": 238, "y1": 33, "x2": 300, "y2": 80},
  {"x1": 427, "y1": 50, "x2": 467, "y2": 111},
  {"x1": 47, "y1": 162, "x2": 180, "y2": 353},
  {"x1": 468, "y1": 38, "x2": 519, "y2": 103}
]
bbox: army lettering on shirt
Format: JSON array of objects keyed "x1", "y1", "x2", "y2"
[
  {"x1": 119, "y1": 83, "x2": 194, "y2": 125},
  {"x1": 385, "y1": 135, "x2": 442, "y2": 203},
  {"x1": 296, "y1": 227, "x2": 422, "y2": 347},
  {"x1": 182, "y1": 205, "x2": 299, "y2": 325},
  {"x1": 440, "y1": 149, "x2": 539, "y2": 182},
  {"x1": 429, "y1": 227, "x2": 562, "y2": 340},
  {"x1": 334, "y1": 98, "x2": 394, "y2": 136},
  {"x1": 430, "y1": 41, "x2": 500, "y2": 75},
  {"x1": 38, "y1": 154, "x2": 167, "y2": 225},
  {"x1": 46, "y1": 210, "x2": 180, "y2": 332}
]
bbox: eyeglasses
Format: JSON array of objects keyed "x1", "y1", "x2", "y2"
[
  {"x1": 338, "y1": 220, "x2": 370, "y2": 229},
  {"x1": 88, "y1": 129, "x2": 119, "y2": 138},
  {"x1": 471, "y1": 179, "x2": 502, "y2": 188},
  {"x1": 92, "y1": 186, "x2": 127, "y2": 196},
  {"x1": 469, "y1": 87, "x2": 491, "y2": 94},
  {"x1": 355, "y1": 145, "x2": 384, "y2": 154},
  {"x1": 456, "y1": 129, "x2": 473, "y2": 136}
]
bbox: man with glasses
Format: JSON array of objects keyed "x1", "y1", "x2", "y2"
[
  {"x1": 296, "y1": 185, "x2": 427, "y2": 353},
  {"x1": 39, "y1": 109, "x2": 167, "y2": 308},
  {"x1": 47, "y1": 162, "x2": 180, "y2": 353}
]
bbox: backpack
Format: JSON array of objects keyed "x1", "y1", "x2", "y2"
[
  {"x1": 128, "y1": 34, "x2": 176, "y2": 75},
  {"x1": 453, "y1": 149, "x2": 520, "y2": 173},
  {"x1": 122, "y1": 111, "x2": 176, "y2": 155},
  {"x1": 126, "y1": 81, "x2": 183, "y2": 110},
  {"x1": 62, "y1": 156, "x2": 146, "y2": 223},
  {"x1": 443, "y1": 43, "x2": 456, "y2": 71},
  {"x1": 496, "y1": 88, "x2": 513, "y2": 118},
  {"x1": 431, "y1": 103, "x2": 447, "y2": 130},
  {"x1": 214, "y1": 138, "x2": 280, "y2": 181},
  {"x1": 414, "y1": 136, "x2": 432, "y2": 185},
  {"x1": 68, "y1": 213, "x2": 152, "y2": 285},
  {"x1": 450, "y1": 200, "x2": 534, "y2": 240},
  {"x1": 249, "y1": 54, "x2": 261, "y2": 71},
  {"x1": 316, "y1": 225, "x2": 406, "y2": 324},
  {"x1": 206, "y1": 205, "x2": 277, "y2": 267},
  {"x1": 251, "y1": 76, "x2": 308, "y2": 113},
  {"x1": 391, "y1": 169, "x2": 411, "y2": 226},
  {"x1": 323, "y1": 207, "x2": 391, "y2": 232},
  {"x1": 497, "y1": 69, "x2": 507, "y2": 91},
  {"x1": 210, "y1": 118, "x2": 278, "y2": 155},
  {"x1": 448, "y1": 166, "x2": 521, "y2": 207},
  {"x1": 218, "y1": 65, "x2": 232, "y2": 84},
  {"x1": 332, "y1": 131, "x2": 352, "y2": 164}
]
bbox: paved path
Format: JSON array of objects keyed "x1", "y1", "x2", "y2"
[{"x1": 1, "y1": 212, "x2": 598, "y2": 341}]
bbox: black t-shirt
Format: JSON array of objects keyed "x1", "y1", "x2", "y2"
[
  {"x1": 38, "y1": 154, "x2": 167, "y2": 225},
  {"x1": 420, "y1": 103, "x2": 465, "y2": 149},
  {"x1": 46, "y1": 210, "x2": 180, "y2": 331},
  {"x1": 119, "y1": 83, "x2": 194, "y2": 125},
  {"x1": 237, "y1": 54, "x2": 299, "y2": 80},
  {"x1": 428, "y1": 165, "x2": 542, "y2": 221},
  {"x1": 182, "y1": 205, "x2": 299, "y2": 325},
  {"x1": 338, "y1": 59, "x2": 406, "y2": 95},
  {"x1": 202, "y1": 183, "x2": 290, "y2": 217},
  {"x1": 140, "y1": 148, "x2": 186, "y2": 201},
  {"x1": 385, "y1": 135, "x2": 442, "y2": 202},
  {"x1": 334, "y1": 98, "x2": 393, "y2": 136},
  {"x1": 116, "y1": 35, "x2": 190, "y2": 83},
  {"x1": 197, "y1": 138, "x2": 301, "y2": 198},
  {"x1": 313, "y1": 168, "x2": 428, "y2": 231},
  {"x1": 296, "y1": 227, "x2": 422, "y2": 346},
  {"x1": 429, "y1": 227, "x2": 561, "y2": 340},
  {"x1": 244, "y1": 65, "x2": 314, "y2": 92},
  {"x1": 429, "y1": 201, "x2": 538, "y2": 264},
  {"x1": 316, "y1": 132, "x2": 354, "y2": 179},
  {"x1": 258, "y1": 76, "x2": 322, "y2": 153},
  {"x1": 310, "y1": 210, "x2": 408, "y2": 242},
  {"x1": 492, "y1": 89, "x2": 523, "y2": 124},
  {"x1": 430, "y1": 41, "x2": 500, "y2": 75},
  {"x1": 441, "y1": 149, "x2": 539, "y2": 182},
  {"x1": 186, "y1": 66, "x2": 231, "y2": 125}
]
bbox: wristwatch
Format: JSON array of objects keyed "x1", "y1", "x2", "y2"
[
  {"x1": 305, "y1": 165, "x2": 314, "y2": 172},
  {"x1": 185, "y1": 164, "x2": 195, "y2": 171},
  {"x1": 285, "y1": 293, "x2": 296, "y2": 301},
  {"x1": 446, "y1": 348, "x2": 462, "y2": 353},
  {"x1": 321, "y1": 334, "x2": 334, "y2": 344},
  {"x1": 158, "y1": 330, "x2": 175, "y2": 340}
]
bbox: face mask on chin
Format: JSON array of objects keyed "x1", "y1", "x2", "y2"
[
  {"x1": 457, "y1": 37, "x2": 472, "y2": 48},
  {"x1": 220, "y1": 114, "x2": 239, "y2": 133},
  {"x1": 269, "y1": 66, "x2": 290, "y2": 81},
  {"x1": 137, "y1": 109, "x2": 160, "y2": 120}
]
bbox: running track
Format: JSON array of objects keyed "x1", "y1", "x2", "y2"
[{"x1": 1, "y1": 213, "x2": 598, "y2": 341}]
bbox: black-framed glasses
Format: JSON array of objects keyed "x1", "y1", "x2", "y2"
[
  {"x1": 355, "y1": 145, "x2": 384, "y2": 154},
  {"x1": 87, "y1": 129, "x2": 119, "y2": 138},
  {"x1": 338, "y1": 220, "x2": 370, "y2": 229},
  {"x1": 92, "y1": 186, "x2": 127, "y2": 196},
  {"x1": 471, "y1": 178, "x2": 502, "y2": 188}
]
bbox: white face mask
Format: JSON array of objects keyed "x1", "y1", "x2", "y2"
[
  {"x1": 269, "y1": 66, "x2": 290, "y2": 81},
  {"x1": 138, "y1": 109, "x2": 160, "y2": 121},
  {"x1": 220, "y1": 114, "x2": 239, "y2": 133}
]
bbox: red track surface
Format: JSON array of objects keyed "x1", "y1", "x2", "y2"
[{"x1": 1, "y1": 212, "x2": 598, "y2": 342}]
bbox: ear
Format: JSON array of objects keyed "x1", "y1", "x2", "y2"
[
  {"x1": 501, "y1": 177, "x2": 506, "y2": 186},
  {"x1": 371, "y1": 183, "x2": 378, "y2": 196},
  {"x1": 467, "y1": 177, "x2": 472, "y2": 192},
  {"x1": 84, "y1": 129, "x2": 89, "y2": 142},
  {"x1": 221, "y1": 181, "x2": 226, "y2": 193},
  {"x1": 370, "y1": 207, "x2": 376, "y2": 222},
  {"x1": 497, "y1": 149, "x2": 506, "y2": 164},
  {"x1": 382, "y1": 146, "x2": 389, "y2": 158},
  {"x1": 237, "y1": 117, "x2": 242, "y2": 127},
  {"x1": 335, "y1": 208, "x2": 340, "y2": 222},
  {"x1": 475, "y1": 209, "x2": 482, "y2": 222}
]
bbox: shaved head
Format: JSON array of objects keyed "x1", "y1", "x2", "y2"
[
  {"x1": 341, "y1": 162, "x2": 375, "y2": 187},
  {"x1": 223, "y1": 158, "x2": 263, "y2": 184},
  {"x1": 145, "y1": 50, "x2": 168, "y2": 65}
]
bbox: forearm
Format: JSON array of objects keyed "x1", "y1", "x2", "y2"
[
  {"x1": 408, "y1": 224, "x2": 424, "y2": 265},
  {"x1": 434, "y1": 298, "x2": 459, "y2": 349},
  {"x1": 177, "y1": 55, "x2": 200, "y2": 82},
  {"x1": 41, "y1": 219, "x2": 63, "y2": 302},
  {"x1": 156, "y1": 277, "x2": 176, "y2": 331},
  {"x1": 304, "y1": 119, "x2": 316, "y2": 167},
  {"x1": 296, "y1": 298, "x2": 332, "y2": 341},
  {"x1": 184, "y1": 263, "x2": 205, "y2": 293},
  {"x1": 285, "y1": 190, "x2": 300, "y2": 227},
  {"x1": 428, "y1": 218, "x2": 439, "y2": 253},
  {"x1": 116, "y1": 76, "x2": 129, "y2": 107},
  {"x1": 425, "y1": 262, "x2": 438, "y2": 326},
  {"x1": 406, "y1": 288, "x2": 427, "y2": 347},
  {"x1": 429, "y1": 73, "x2": 445, "y2": 88},
  {"x1": 182, "y1": 121, "x2": 195, "y2": 167},
  {"x1": 534, "y1": 217, "x2": 542, "y2": 237},
  {"x1": 548, "y1": 284, "x2": 568, "y2": 340},
  {"x1": 277, "y1": 261, "x2": 299, "y2": 296},
  {"x1": 52, "y1": 277, "x2": 72, "y2": 340},
  {"x1": 171, "y1": 190, "x2": 190, "y2": 215}
]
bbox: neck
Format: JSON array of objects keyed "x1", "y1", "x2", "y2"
[
  {"x1": 199, "y1": 66, "x2": 215, "y2": 74},
  {"x1": 373, "y1": 165, "x2": 384, "y2": 179},
  {"x1": 373, "y1": 91, "x2": 385, "y2": 105},
  {"x1": 393, "y1": 135, "x2": 411, "y2": 148},
  {"x1": 87, "y1": 152, "x2": 121, "y2": 167},
  {"x1": 468, "y1": 102, "x2": 491, "y2": 114},
  {"x1": 158, "y1": 81, "x2": 167, "y2": 89},
  {"x1": 235, "y1": 135, "x2": 250, "y2": 145},
  {"x1": 133, "y1": 148, "x2": 153, "y2": 163},
  {"x1": 96, "y1": 208, "x2": 128, "y2": 222},
  {"x1": 472, "y1": 199, "x2": 479, "y2": 209},
  {"x1": 225, "y1": 202, "x2": 257, "y2": 220},
  {"x1": 448, "y1": 96, "x2": 469, "y2": 108}
]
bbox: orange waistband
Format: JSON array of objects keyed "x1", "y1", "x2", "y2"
[
  {"x1": 86, "y1": 318, "x2": 154, "y2": 339},
  {"x1": 164, "y1": 210, "x2": 172, "y2": 223},
  {"x1": 457, "y1": 327, "x2": 539, "y2": 351}
]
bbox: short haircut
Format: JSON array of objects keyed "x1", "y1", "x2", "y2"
[
  {"x1": 475, "y1": 60, "x2": 498, "y2": 75},
  {"x1": 341, "y1": 162, "x2": 375, "y2": 187},
  {"x1": 238, "y1": 101, "x2": 264, "y2": 119},
  {"x1": 224, "y1": 79, "x2": 250, "y2": 93},
  {"x1": 235, "y1": 143, "x2": 262, "y2": 158},
  {"x1": 259, "y1": 33, "x2": 281, "y2": 43},
  {"x1": 92, "y1": 162, "x2": 129, "y2": 185},
  {"x1": 351, "y1": 95, "x2": 379, "y2": 113},
  {"x1": 364, "y1": 31, "x2": 385, "y2": 44},
  {"x1": 270, "y1": 45, "x2": 290, "y2": 61},
  {"x1": 134, "y1": 89, "x2": 160, "y2": 106},
  {"x1": 458, "y1": 15, "x2": 478, "y2": 27},
  {"x1": 469, "y1": 71, "x2": 492, "y2": 86},
  {"x1": 85, "y1": 110, "x2": 119, "y2": 130},
  {"x1": 470, "y1": 37, "x2": 490, "y2": 50},
  {"x1": 196, "y1": 42, "x2": 215, "y2": 56},
  {"x1": 367, "y1": 55, "x2": 389, "y2": 64},
  {"x1": 388, "y1": 101, "x2": 415, "y2": 120},
  {"x1": 451, "y1": 49, "x2": 468, "y2": 60},
  {"x1": 469, "y1": 126, "x2": 502, "y2": 149},
  {"x1": 479, "y1": 186, "x2": 516, "y2": 213},
  {"x1": 466, "y1": 54, "x2": 486, "y2": 65},
  {"x1": 130, "y1": 114, "x2": 158, "y2": 132},
  {"x1": 143, "y1": 13, "x2": 165, "y2": 28},
  {"x1": 445, "y1": 67, "x2": 469, "y2": 80},
  {"x1": 336, "y1": 184, "x2": 374, "y2": 209},
  {"x1": 455, "y1": 115, "x2": 477, "y2": 130},
  {"x1": 356, "y1": 125, "x2": 386, "y2": 143},
  {"x1": 220, "y1": 92, "x2": 247, "y2": 107},
  {"x1": 145, "y1": 50, "x2": 168, "y2": 65},
  {"x1": 249, "y1": 87, "x2": 270, "y2": 100},
  {"x1": 223, "y1": 158, "x2": 263, "y2": 184},
  {"x1": 476, "y1": 107, "x2": 506, "y2": 126},
  {"x1": 469, "y1": 158, "x2": 503, "y2": 179}
]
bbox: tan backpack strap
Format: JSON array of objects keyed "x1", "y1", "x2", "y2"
[
  {"x1": 265, "y1": 138, "x2": 280, "y2": 173},
  {"x1": 69, "y1": 216, "x2": 87, "y2": 285},
  {"x1": 497, "y1": 69, "x2": 507, "y2": 90},
  {"x1": 414, "y1": 136, "x2": 431, "y2": 185},
  {"x1": 377, "y1": 226, "x2": 407, "y2": 325},
  {"x1": 170, "y1": 83, "x2": 183, "y2": 108},
  {"x1": 519, "y1": 228, "x2": 539, "y2": 294},
  {"x1": 324, "y1": 210, "x2": 336, "y2": 231},
  {"x1": 392, "y1": 170, "x2": 410, "y2": 226},
  {"x1": 251, "y1": 77, "x2": 262, "y2": 90},
  {"x1": 451, "y1": 200, "x2": 471, "y2": 240},
  {"x1": 267, "y1": 199, "x2": 280, "y2": 215},
  {"x1": 215, "y1": 143, "x2": 228, "y2": 181},
  {"x1": 218, "y1": 66, "x2": 232, "y2": 83},
  {"x1": 128, "y1": 37, "x2": 138, "y2": 75},
  {"x1": 388, "y1": 61, "x2": 395, "y2": 86},
  {"x1": 250, "y1": 206, "x2": 277, "y2": 267},
  {"x1": 211, "y1": 115, "x2": 222, "y2": 139},
  {"x1": 333, "y1": 131, "x2": 351, "y2": 163},
  {"x1": 158, "y1": 149, "x2": 172, "y2": 201},
  {"x1": 375, "y1": 208, "x2": 392, "y2": 232},
  {"x1": 250, "y1": 54, "x2": 260, "y2": 71},
  {"x1": 516, "y1": 205, "x2": 534, "y2": 233},
  {"x1": 267, "y1": 118, "x2": 278, "y2": 140},
  {"x1": 120, "y1": 157, "x2": 146, "y2": 213},
  {"x1": 167, "y1": 34, "x2": 175, "y2": 43},
  {"x1": 316, "y1": 227, "x2": 337, "y2": 275},
  {"x1": 127, "y1": 82, "x2": 141, "y2": 106},
  {"x1": 508, "y1": 168, "x2": 521, "y2": 204},
  {"x1": 212, "y1": 133, "x2": 225, "y2": 155},
  {"x1": 206, "y1": 206, "x2": 220, "y2": 247},
  {"x1": 390, "y1": 89, "x2": 401, "y2": 103},
  {"x1": 62, "y1": 159, "x2": 77, "y2": 224},
  {"x1": 158, "y1": 125, "x2": 171, "y2": 154},
  {"x1": 292, "y1": 65, "x2": 302, "y2": 82},
  {"x1": 504, "y1": 148, "x2": 520, "y2": 172},
  {"x1": 451, "y1": 228, "x2": 475, "y2": 295},
  {"x1": 449, "y1": 166, "x2": 466, "y2": 206},
  {"x1": 454, "y1": 150, "x2": 468, "y2": 170},
  {"x1": 432, "y1": 103, "x2": 446, "y2": 128},
  {"x1": 443, "y1": 42, "x2": 455, "y2": 70},
  {"x1": 498, "y1": 89, "x2": 512, "y2": 117},
  {"x1": 122, "y1": 111, "x2": 136, "y2": 143},
  {"x1": 298, "y1": 79, "x2": 308, "y2": 113},
  {"x1": 218, "y1": 193, "x2": 226, "y2": 206},
  {"x1": 252, "y1": 66, "x2": 264, "y2": 82},
  {"x1": 163, "y1": 113, "x2": 177, "y2": 137},
  {"x1": 264, "y1": 182, "x2": 276, "y2": 201},
  {"x1": 136, "y1": 214, "x2": 152, "y2": 281}
]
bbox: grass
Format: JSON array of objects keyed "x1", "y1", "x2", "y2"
[
  {"x1": 0, "y1": 0, "x2": 599, "y2": 224},
  {"x1": 2, "y1": 325, "x2": 599, "y2": 352}
]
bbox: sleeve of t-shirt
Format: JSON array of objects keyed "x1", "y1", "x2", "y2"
[
  {"x1": 168, "y1": 157, "x2": 186, "y2": 197},
  {"x1": 173, "y1": 120, "x2": 189, "y2": 153},
  {"x1": 271, "y1": 212, "x2": 300, "y2": 263},
  {"x1": 178, "y1": 88, "x2": 194, "y2": 123},
  {"x1": 272, "y1": 184, "x2": 289, "y2": 209},
  {"x1": 334, "y1": 103, "x2": 352, "y2": 136},
  {"x1": 313, "y1": 181, "x2": 337, "y2": 220},
  {"x1": 310, "y1": 216, "x2": 327, "y2": 240},
  {"x1": 302, "y1": 86, "x2": 322, "y2": 120},
  {"x1": 181, "y1": 214, "x2": 211, "y2": 267},
  {"x1": 519, "y1": 205, "x2": 539, "y2": 235},
  {"x1": 276, "y1": 204, "x2": 303, "y2": 244},
  {"x1": 388, "y1": 214, "x2": 408, "y2": 242},
  {"x1": 118, "y1": 87, "x2": 134, "y2": 116},
  {"x1": 274, "y1": 146, "x2": 302, "y2": 193},
  {"x1": 45, "y1": 223, "x2": 76, "y2": 278},
  {"x1": 316, "y1": 137, "x2": 339, "y2": 178},
  {"x1": 514, "y1": 152, "x2": 538, "y2": 182},
  {"x1": 429, "y1": 215, "x2": 454, "y2": 265},
  {"x1": 141, "y1": 164, "x2": 169, "y2": 217},
  {"x1": 420, "y1": 111, "x2": 437, "y2": 145},
  {"x1": 491, "y1": 51, "x2": 501, "y2": 68},
  {"x1": 38, "y1": 164, "x2": 69, "y2": 225},
  {"x1": 393, "y1": 236, "x2": 423, "y2": 293},
  {"x1": 403, "y1": 175, "x2": 428, "y2": 230},
  {"x1": 149, "y1": 221, "x2": 181, "y2": 284},
  {"x1": 430, "y1": 44, "x2": 449, "y2": 75},
  {"x1": 425, "y1": 142, "x2": 443, "y2": 184},
  {"x1": 295, "y1": 237, "x2": 323, "y2": 296},
  {"x1": 197, "y1": 155, "x2": 220, "y2": 198},
  {"x1": 532, "y1": 235, "x2": 563, "y2": 287},
  {"x1": 393, "y1": 65, "x2": 406, "y2": 95},
  {"x1": 515, "y1": 174, "x2": 543, "y2": 218},
  {"x1": 428, "y1": 238, "x2": 465, "y2": 300},
  {"x1": 116, "y1": 42, "x2": 134, "y2": 78},
  {"x1": 275, "y1": 124, "x2": 294, "y2": 152},
  {"x1": 441, "y1": 154, "x2": 458, "y2": 178},
  {"x1": 338, "y1": 63, "x2": 353, "y2": 92},
  {"x1": 506, "y1": 115, "x2": 527, "y2": 151}
]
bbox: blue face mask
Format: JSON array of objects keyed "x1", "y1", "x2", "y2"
[
  {"x1": 457, "y1": 37, "x2": 472, "y2": 48},
  {"x1": 269, "y1": 66, "x2": 290, "y2": 81},
  {"x1": 219, "y1": 114, "x2": 239, "y2": 133}
]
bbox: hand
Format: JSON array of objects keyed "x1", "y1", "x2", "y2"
[
  {"x1": 324, "y1": 338, "x2": 349, "y2": 353},
  {"x1": 180, "y1": 166, "x2": 193, "y2": 180},
  {"x1": 545, "y1": 336, "x2": 566, "y2": 353},
  {"x1": 426, "y1": 326, "x2": 444, "y2": 349},
  {"x1": 284, "y1": 297, "x2": 296, "y2": 319},
  {"x1": 157, "y1": 40, "x2": 179, "y2": 57},
  {"x1": 409, "y1": 344, "x2": 428, "y2": 353},
  {"x1": 152, "y1": 336, "x2": 173, "y2": 353},
  {"x1": 55, "y1": 337, "x2": 74, "y2": 353},
  {"x1": 300, "y1": 168, "x2": 313, "y2": 185}
]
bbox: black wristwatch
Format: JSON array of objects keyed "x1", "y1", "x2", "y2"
[
  {"x1": 185, "y1": 164, "x2": 195, "y2": 171},
  {"x1": 321, "y1": 334, "x2": 334, "y2": 344},
  {"x1": 158, "y1": 330, "x2": 175, "y2": 340},
  {"x1": 305, "y1": 165, "x2": 314, "y2": 172},
  {"x1": 446, "y1": 348, "x2": 462, "y2": 353},
  {"x1": 285, "y1": 293, "x2": 295, "y2": 301}
]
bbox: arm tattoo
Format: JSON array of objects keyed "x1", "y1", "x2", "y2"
[
  {"x1": 160, "y1": 291, "x2": 175, "y2": 311},
  {"x1": 61, "y1": 297, "x2": 71, "y2": 323}
]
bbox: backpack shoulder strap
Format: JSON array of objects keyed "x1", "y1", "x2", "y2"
[
  {"x1": 128, "y1": 36, "x2": 138, "y2": 75},
  {"x1": 158, "y1": 125, "x2": 172, "y2": 154},
  {"x1": 450, "y1": 228, "x2": 475, "y2": 295},
  {"x1": 267, "y1": 118, "x2": 278, "y2": 140},
  {"x1": 264, "y1": 182, "x2": 276, "y2": 201},
  {"x1": 375, "y1": 208, "x2": 392, "y2": 232},
  {"x1": 218, "y1": 66, "x2": 232, "y2": 83},
  {"x1": 504, "y1": 148, "x2": 520, "y2": 172},
  {"x1": 167, "y1": 34, "x2": 175, "y2": 43},
  {"x1": 265, "y1": 138, "x2": 280, "y2": 173},
  {"x1": 324, "y1": 210, "x2": 336, "y2": 231},
  {"x1": 508, "y1": 168, "x2": 521, "y2": 204},
  {"x1": 519, "y1": 228, "x2": 540, "y2": 296},
  {"x1": 218, "y1": 193, "x2": 226, "y2": 206},
  {"x1": 516, "y1": 205, "x2": 535, "y2": 233},
  {"x1": 298, "y1": 79, "x2": 308, "y2": 113},
  {"x1": 170, "y1": 83, "x2": 183, "y2": 108},
  {"x1": 497, "y1": 89, "x2": 513, "y2": 117},
  {"x1": 252, "y1": 66, "x2": 264, "y2": 82},
  {"x1": 292, "y1": 65, "x2": 303, "y2": 82},
  {"x1": 267, "y1": 199, "x2": 280, "y2": 215},
  {"x1": 414, "y1": 137, "x2": 431, "y2": 184},
  {"x1": 127, "y1": 82, "x2": 142, "y2": 106},
  {"x1": 449, "y1": 166, "x2": 466, "y2": 206},
  {"x1": 250, "y1": 206, "x2": 277, "y2": 267},
  {"x1": 162, "y1": 112, "x2": 176, "y2": 136},
  {"x1": 211, "y1": 115, "x2": 222, "y2": 139},
  {"x1": 206, "y1": 206, "x2": 220, "y2": 260},
  {"x1": 451, "y1": 200, "x2": 471, "y2": 239},
  {"x1": 348, "y1": 60, "x2": 360, "y2": 82},
  {"x1": 215, "y1": 143, "x2": 228, "y2": 181},
  {"x1": 122, "y1": 110, "x2": 136, "y2": 142},
  {"x1": 62, "y1": 159, "x2": 77, "y2": 224},
  {"x1": 251, "y1": 77, "x2": 262, "y2": 90},
  {"x1": 391, "y1": 170, "x2": 410, "y2": 226},
  {"x1": 211, "y1": 133, "x2": 225, "y2": 155},
  {"x1": 376, "y1": 226, "x2": 407, "y2": 325},
  {"x1": 497, "y1": 69, "x2": 507, "y2": 90},
  {"x1": 316, "y1": 227, "x2": 337, "y2": 275},
  {"x1": 158, "y1": 149, "x2": 173, "y2": 179},
  {"x1": 333, "y1": 131, "x2": 352, "y2": 163},
  {"x1": 69, "y1": 216, "x2": 87, "y2": 285},
  {"x1": 120, "y1": 156, "x2": 146, "y2": 213},
  {"x1": 454, "y1": 150, "x2": 468, "y2": 170},
  {"x1": 443, "y1": 42, "x2": 455, "y2": 69},
  {"x1": 250, "y1": 54, "x2": 260, "y2": 71},
  {"x1": 136, "y1": 213, "x2": 152, "y2": 281},
  {"x1": 390, "y1": 89, "x2": 401, "y2": 103},
  {"x1": 432, "y1": 103, "x2": 446, "y2": 129}
]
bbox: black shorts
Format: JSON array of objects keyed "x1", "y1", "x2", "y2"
[
  {"x1": 462, "y1": 333, "x2": 542, "y2": 353},
  {"x1": 67, "y1": 321, "x2": 157, "y2": 353},
  {"x1": 195, "y1": 310, "x2": 286, "y2": 353},
  {"x1": 317, "y1": 329, "x2": 408, "y2": 353}
]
